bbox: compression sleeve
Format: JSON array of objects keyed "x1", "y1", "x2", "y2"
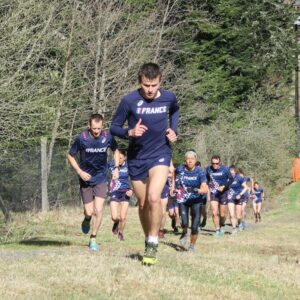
[
  {"x1": 110, "y1": 98, "x2": 130, "y2": 139},
  {"x1": 169, "y1": 96, "x2": 179, "y2": 133}
]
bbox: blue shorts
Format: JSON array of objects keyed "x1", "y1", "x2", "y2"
[
  {"x1": 167, "y1": 195, "x2": 178, "y2": 209},
  {"x1": 253, "y1": 199, "x2": 262, "y2": 204},
  {"x1": 161, "y1": 184, "x2": 169, "y2": 199},
  {"x1": 128, "y1": 156, "x2": 171, "y2": 181},
  {"x1": 241, "y1": 193, "x2": 249, "y2": 203},
  {"x1": 228, "y1": 198, "x2": 243, "y2": 205},
  {"x1": 110, "y1": 191, "x2": 130, "y2": 202},
  {"x1": 210, "y1": 191, "x2": 228, "y2": 205}
]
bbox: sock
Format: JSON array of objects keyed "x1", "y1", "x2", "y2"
[
  {"x1": 84, "y1": 216, "x2": 91, "y2": 222},
  {"x1": 90, "y1": 234, "x2": 96, "y2": 239},
  {"x1": 148, "y1": 235, "x2": 158, "y2": 244}
]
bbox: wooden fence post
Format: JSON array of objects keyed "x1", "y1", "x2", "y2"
[{"x1": 41, "y1": 137, "x2": 49, "y2": 212}]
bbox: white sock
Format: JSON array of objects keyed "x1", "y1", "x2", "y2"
[{"x1": 148, "y1": 235, "x2": 158, "y2": 244}]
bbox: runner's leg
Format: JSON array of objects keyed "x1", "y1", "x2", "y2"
[
  {"x1": 147, "y1": 165, "x2": 169, "y2": 237},
  {"x1": 119, "y1": 201, "x2": 129, "y2": 234},
  {"x1": 211, "y1": 200, "x2": 220, "y2": 230}
]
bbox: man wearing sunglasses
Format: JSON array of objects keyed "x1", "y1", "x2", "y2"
[{"x1": 206, "y1": 155, "x2": 233, "y2": 237}]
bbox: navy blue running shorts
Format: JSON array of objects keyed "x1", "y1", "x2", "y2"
[
  {"x1": 210, "y1": 191, "x2": 228, "y2": 205},
  {"x1": 128, "y1": 156, "x2": 171, "y2": 181}
]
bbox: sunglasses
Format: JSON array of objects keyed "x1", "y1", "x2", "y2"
[{"x1": 212, "y1": 162, "x2": 220, "y2": 165}]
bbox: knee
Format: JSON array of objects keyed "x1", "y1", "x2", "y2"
[
  {"x1": 212, "y1": 210, "x2": 219, "y2": 217},
  {"x1": 148, "y1": 192, "x2": 161, "y2": 206},
  {"x1": 94, "y1": 208, "x2": 103, "y2": 217},
  {"x1": 119, "y1": 216, "x2": 126, "y2": 223}
]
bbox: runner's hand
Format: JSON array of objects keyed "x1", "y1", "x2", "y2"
[
  {"x1": 126, "y1": 190, "x2": 133, "y2": 197},
  {"x1": 129, "y1": 118, "x2": 148, "y2": 137},
  {"x1": 78, "y1": 170, "x2": 91, "y2": 181},
  {"x1": 112, "y1": 168, "x2": 119, "y2": 180},
  {"x1": 217, "y1": 186, "x2": 225, "y2": 192},
  {"x1": 166, "y1": 128, "x2": 177, "y2": 143}
]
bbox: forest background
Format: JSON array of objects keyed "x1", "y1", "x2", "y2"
[{"x1": 0, "y1": 0, "x2": 296, "y2": 213}]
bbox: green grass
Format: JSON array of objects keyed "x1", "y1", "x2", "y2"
[{"x1": 0, "y1": 184, "x2": 299, "y2": 299}]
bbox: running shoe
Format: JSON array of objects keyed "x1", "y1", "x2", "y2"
[
  {"x1": 88, "y1": 238, "x2": 100, "y2": 252},
  {"x1": 188, "y1": 244, "x2": 195, "y2": 253},
  {"x1": 179, "y1": 233, "x2": 188, "y2": 246},
  {"x1": 112, "y1": 220, "x2": 119, "y2": 235},
  {"x1": 158, "y1": 229, "x2": 165, "y2": 239},
  {"x1": 220, "y1": 226, "x2": 226, "y2": 234},
  {"x1": 118, "y1": 232, "x2": 124, "y2": 241},
  {"x1": 81, "y1": 218, "x2": 91, "y2": 234},
  {"x1": 142, "y1": 242, "x2": 158, "y2": 265},
  {"x1": 214, "y1": 230, "x2": 224, "y2": 238},
  {"x1": 238, "y1": 222, "x2": 245, "y2": 231},
  {"x1": 174, "y1": 226, "x2": 179, "y2": 233}
]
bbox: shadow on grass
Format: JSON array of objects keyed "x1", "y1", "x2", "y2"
[
  {"x1": 126, "y1": 252, "x2": 143, "y2": 261},
  {"x1": 19, "y1": 237, "x2": 72, "y2": 247},
  {"x1": 199, "y1": 230, "x2": 214, "y2": 236},
  {"x1": 164, "y1": 229, "x2": 181, "y2": 236},
  {"x1": 160, "y1": 241, "x2": 186, "y2": 252}
]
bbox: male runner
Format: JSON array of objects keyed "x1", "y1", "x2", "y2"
[
  {"x1": 68, "y1": 113, "x2": 119, "y2": 251},
  {"x1": 227, "y1": 166, "x2": 248, "y2": 235},
  {"x1": 206, "y1": 155, "x2": 233, "y2": 237},
  {"x1": 110, "y1": 63, "x2": 179, "y2": 265}
]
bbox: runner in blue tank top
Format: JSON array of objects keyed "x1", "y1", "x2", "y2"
[
  {"x1": 110, "y1": 63, "x2": 179, "y2": 265},
  {"x1": 68, "y1": 113, "x2": 120, "y2": 252},
  {"x1": 227, "y1": 166, "x2": 248, "y2": 235},
  {"x1": 239, "y1": 169, "x2": 253, "y2": 230},
  {"x1": 108, "y1": 149, "x2": 133, "y2": 241},
  {"x1": 252, "y1": 181, "x2": 264, "y2": 223},
  {"x1": 206, "y1": 155, "x2": 233, "y2": 237},
  {"x1": 176, "y1": 151, "x2": 208, "y2": 253}
]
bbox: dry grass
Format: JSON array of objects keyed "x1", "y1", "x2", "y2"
[{"x1": 0, "y1": 183, "x2": 300, "y2": 300}]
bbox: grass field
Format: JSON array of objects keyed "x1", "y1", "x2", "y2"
[{"x1": 0, "y1": 183, "x2": 299, "y2": 300}]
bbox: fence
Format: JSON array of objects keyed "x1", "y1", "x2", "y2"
[{"x1": 0, "y1": 140, "x2": 81, "y2": 216}]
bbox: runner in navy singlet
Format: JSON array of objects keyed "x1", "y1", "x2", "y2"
[
  {"x1": 108, "y1": 149, "x2": 133, "y2": 241},
  {"x1": 239, "y1": 169, "x2": 253, "y2": 230},
  {"x1": 110, "y1": 63, "x2": 179, "y2": 265},
  {"x1": 227, "y1": 166, "x2": 248, "y2": 235},
  {"x1": 206, "y1": 155, "x2": 233, "y2": 237},
  {"x1": 252, "y1": 181, "x2": 264, "y2": 223},
  {"x1": 68, "y1": 113, "x2": 119, "y2": 251},
  {"x1": 176, "y1": 151, "x2": 208, "y2": 253}
]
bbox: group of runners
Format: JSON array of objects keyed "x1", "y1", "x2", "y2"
[{"x1": 67, "y1": 62, "x2": 264, "y2": 265}]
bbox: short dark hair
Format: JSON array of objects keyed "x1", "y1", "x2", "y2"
[
  {"x1": 119, "y1": 149, "x2": 127, "y2": 157},
  {"x1": 89, "y1": 113, "x2": 104, "y2": 125},
  {"x1": 138, "y1": 63, "x2": 162, "y2": 82},
  {"x1": 211, "y1": 155, "x2": 221, "y2": 162},
  {"x1": 254, "y1": 181, "x2": 259, "y2": 185}
]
